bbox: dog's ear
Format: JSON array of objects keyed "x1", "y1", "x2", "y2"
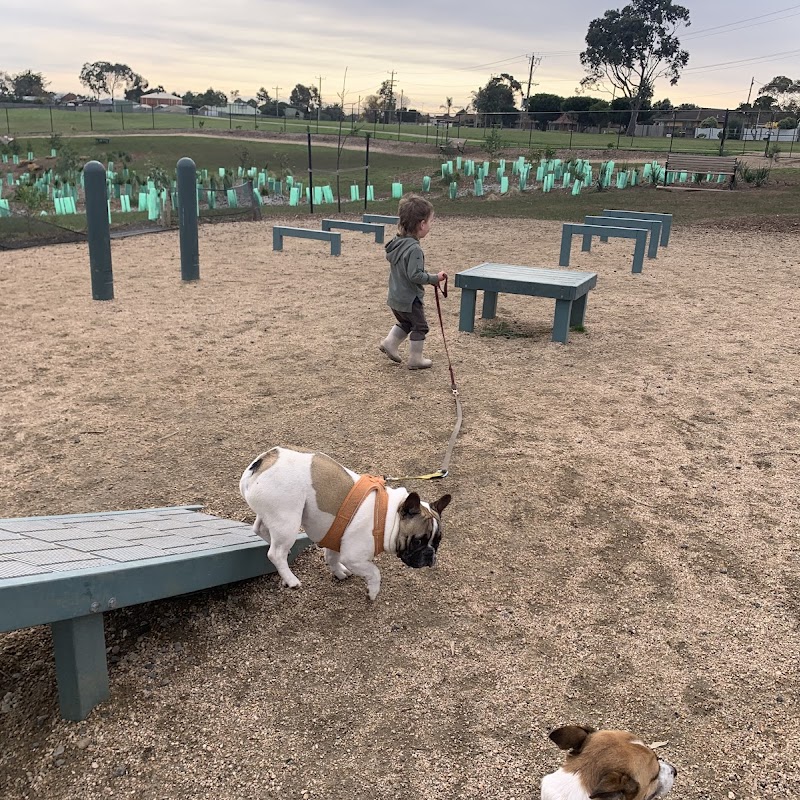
[
  {"x1": 431, "y1": 494, "x2": 451, "y2": 515},
  {"x1": 588, "y1": 770, "x2": 639, "y2": 800},
  {"x1": 400, "y1": 492, "x2": 421, "y2": 517},
  {"x1": 549, "y1": 725, "x2": 595, "y2": 753}
]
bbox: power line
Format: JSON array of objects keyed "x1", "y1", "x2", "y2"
[{"x1": 681, "y1": 4, "x2": 800, "y2": 38}]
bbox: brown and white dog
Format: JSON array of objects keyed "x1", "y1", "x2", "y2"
[
  {"x1": 542, "y1": 726, "x2": 676, "y2": 800},
  {"x1": 239, "y1": 447, "x2": 451, "y2": 600}
]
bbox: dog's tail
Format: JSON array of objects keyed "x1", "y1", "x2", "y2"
[{"x1": 239, "y1": 453, "x2": 266, "y2": 500}]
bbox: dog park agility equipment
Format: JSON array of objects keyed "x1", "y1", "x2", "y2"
[
  {"x1": 321, "y1": 219, "x2": 385, "y2": 244},
  {"x1": 455, "y1": 263, "x2": 598, "y2": 344},
  {"x1": 272, "y1": 225, "x2": 342, "y2": 256},
  {"x1": 600, "y1": 210, "x2": 673, "y2": 247},
  {"x1": 0, "y1": 506, "x2": 310, "y2": 720},
  {"x1": 362, "y1": 214, "x2": 399, "y2": 226},
  {"x1": 583, "y1": 215, "x2": 663, "y2": 259},
  {"x1": 559, "y1": 222, "x2": 649, "y2": 274}
]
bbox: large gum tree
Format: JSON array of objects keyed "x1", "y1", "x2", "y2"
[{"x1": 580, "y1": 0, "x2": 690, "y2": 136}]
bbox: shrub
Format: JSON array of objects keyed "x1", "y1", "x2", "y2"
[
  {"x1": 777, "y1": 117, "x2": 797, "y2": 130},
  {"x1": 482, "y1": 128, "x2": 505, "y2": 159},
  {"x1": 700, "y1": 116, "x2": 718, "y2": 128}
]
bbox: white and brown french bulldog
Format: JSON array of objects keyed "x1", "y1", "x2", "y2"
[
  {"x1": 542, "y1": 725, "x2": 677, "y2": 800},
  {"x1": 239, "y1": 447, "x2": 451, "y2": 600}
]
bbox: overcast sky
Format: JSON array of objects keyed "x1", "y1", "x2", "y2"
[{"x1": 4, "y1": 1, "x2": 800, "y2": 110}]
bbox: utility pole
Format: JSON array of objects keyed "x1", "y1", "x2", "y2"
[
  {"x1": 386, "y1": 69, "x2": 396, "y2": 124},
  {"x1": 315, "y1": 75, "x2": 324, "y2": 126},
  {"x1": 274, "y1": 85, "x2": 281, "y2": 119},
  {"x1": 746, "y1": 76, "x2": 755, "y2": 107},
  {"x1": 525, "y1": 53, "x2": 542, "y2": 110}
]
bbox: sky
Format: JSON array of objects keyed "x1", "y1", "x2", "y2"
[{"x1": 3, "y1": 0, "x2": 800, "y2": 111}]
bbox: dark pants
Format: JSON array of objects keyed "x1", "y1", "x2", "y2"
[{"x1": 392, "y1": 298, "x2": 429, "y2": 341}]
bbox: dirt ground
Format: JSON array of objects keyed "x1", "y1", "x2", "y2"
[{"x1": 1, "y1": 213, "x2": 798, "y2": 800}]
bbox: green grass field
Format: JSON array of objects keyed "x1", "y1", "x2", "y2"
[
  {"x1": 2, "y1": 133, "x2": 797, "y2": 250},
  {"x1": 3, "y1": 106, "x2": 791, "y2": 157}
]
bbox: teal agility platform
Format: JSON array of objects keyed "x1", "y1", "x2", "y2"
[
  {"x1": 560, "y1": 223, "x2": 648, "y2": 274},
  {"x1": 362, "y1": 214, "x2": 399, "y2": 226},
  {"x1": 273, "y1": 226, "x2": 342, "y2": 256},
  {"x1": 455, "y1": 263, "x2": 597, "y2": 344},
  {"x1": 601, "y1": 210, "x2": 673, "y2": 247},
  {"x1": 321, "y1": 219, "x2": 385, "y2": 243},
  {"x1": 0, "y1": 506, "x2": 310, "y2": 720},
  {"x1": 583, "y1": 216, "x2": 662, "y2": 259}
]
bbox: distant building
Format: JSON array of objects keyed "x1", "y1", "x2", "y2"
[{"x1": 140, "y1": 91, "x2": 183, "y2": 107}]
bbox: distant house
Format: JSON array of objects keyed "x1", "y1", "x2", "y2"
[
  {"x1": 547, "y1": 112, "x2": 578, "y2": 132},
  {"x1": 140, "y1": 91, "x2": 183, "y2": 107},
  {"x1": 649, "y1": 107, "x2": 729, "y2": 137},
  {"x1": 230, "y1": 101, "x2": 257, "y2": 116},
  {"x1": 54, "y1": 92, "x2": 78, "y2": 104}
]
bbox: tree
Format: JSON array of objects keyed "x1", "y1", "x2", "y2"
[
  {"x1": 580, "y1": 0, "x2": 690, "y2": 136},
  {"x1": 289, "y1": 84, "x2": 313, "y2": 114},
  {"x1": 377, "y1": 80, "x2": 396, "y2": 123},
  {"x1": 472, "y1": 74, "x2": 522, "y2": 126},
  {"x1": 760, "y1": 75, "x2": 800, "y2": 108},
  {"x1": 0, "y1": 72, "x2": 11, "y2": 100},
  {"x1": 124, "y1": 74, "x2": 149, "y2": 102},
  {"x1": 525, "y1": 92, "x2": 563, "y2": 129},
  {"x1": 753, "y1": 95, "x2": 777, "y2": 111},
  {"x1": 362, "y1": 94, "x2": 381, "y2": 123},
  {"x1": 79, "y1": 62, "x2": 138, "y2": 100},
  {"x1": 440, "y1": 97, "x2": 453, "y2": 117},
  {"x1": 777, "y1": 116, "x2": 797, "y2": 129},
  {"x1": 700, "y1": 116, "x2": 718, "y2": 128},
  {"x1": 183, "y1": 88, "x2": 227, "y2": 108},
  {"x1": 10, "y1": 70, "x2": 49, "y2": 99}
]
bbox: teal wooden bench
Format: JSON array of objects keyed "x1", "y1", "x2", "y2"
[
  {"x1": 601, "y1": 210, "x2": 673, "y2": 247},
  {"x1": 0, "y1": 506, "x2": 310, "y2": 720},
  {"x1": 321, "y1": 218, "x2": 385, "y2": 243},
  {"x1": 362, "y1": 214, "x2": 399, "y2": 226},
  {"x1": 272, "y1": 226, "x2": 342, "y2": 256},
  {"x1": 560, "y1": 223, "x2": 648, "y2": 274},
  {"x1": 455, "y1": 262, "x2": 598, "y2": 344},
  {"x1": 583, "y1": 215, "x2": 662, "y2": 259}
]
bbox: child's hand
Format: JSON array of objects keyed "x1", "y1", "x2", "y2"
[{"x1": 437, "y1": 271, "x2": 448, "y2": 283}]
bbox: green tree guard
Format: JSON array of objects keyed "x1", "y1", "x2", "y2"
[
  {"x1": 84, "y1": 161, "x2": 113, "y2": 301},
  {"x1": 177, "y1": 157, "x2": 200, "y2": 281}
]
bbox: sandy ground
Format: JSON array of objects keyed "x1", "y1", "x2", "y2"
[{"x1": 0, "y1": 213, "x2": 799, "y2": 800}]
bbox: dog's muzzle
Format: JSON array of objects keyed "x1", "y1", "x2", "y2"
[{"x1": 400, "y1": 545, "x2": 437, "y2": 569}]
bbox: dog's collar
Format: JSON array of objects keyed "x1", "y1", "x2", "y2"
[{"x1": 317, "y1": 475, "x2": 388, "y2": 555}]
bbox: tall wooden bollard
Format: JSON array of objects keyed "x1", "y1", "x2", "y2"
[
  {"x1": 84, "y1": 161, "x2": 113, "y2": 301},
  {"x1": 177, "y1": 157, "x2": 199, "y2": 281}
]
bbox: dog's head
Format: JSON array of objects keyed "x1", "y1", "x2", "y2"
[
  {"x1": 542, "y1": 726, "x2": 676, "y2": 800},
  {"x1": 395, "y1": 492, "x2": 451, "y2": 568}
]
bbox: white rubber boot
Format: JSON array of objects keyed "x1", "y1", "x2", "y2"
[
  {"x1": 379, "y1": 325, "x2": 408, "y2": 363},
  {"x1": 408, "y1": 339, "x2": 432, "y2": 370}
]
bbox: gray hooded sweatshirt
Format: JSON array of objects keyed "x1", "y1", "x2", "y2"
[{"x1": 385, "y1": 235, "x2": 438, "y2": 312}]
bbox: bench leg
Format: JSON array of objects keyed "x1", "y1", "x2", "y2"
[
  {"x1": 569, "y1": 294, "x2": 588, "y2": 328},
  {"x1": 646, "y1": 229, "x2": 659, "y2": 259},
  {"x1": 51, "y1": 614, "x2": 110, "y2": 721},
  {"x1": 272, "y1": 230, "x2": 283, "y2": 251},
  {"x1": 660, "y1": 218, "x2": 671, "y2": 247},
  {"x1": 481, "y1": 291, "x2": 498, "y2": 320},
  {"x1": 559, "y1": 228, "x2": 572, "y2": 267},
  {"x1": 552, "y1": 299, "x2": 572, "y2": 344},
  {"x1": 581, "y1": 233, "x2": 592, "y2": 252},
  {"x1": 459, "y1": 289, "x2": 477, "y2": 332},
  {"x1": 632, "y1": 234, "x2": 646, "y2": 274}
]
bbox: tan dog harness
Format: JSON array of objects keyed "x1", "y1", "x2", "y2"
[{"x1": 317, "y1": 475, "x2": 388, "y2": 555}]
